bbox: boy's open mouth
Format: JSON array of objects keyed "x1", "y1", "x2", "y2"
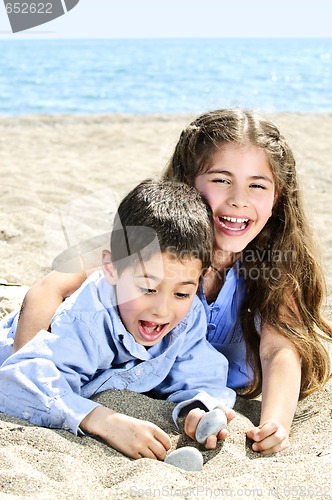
[
  {"x1": 138, "y1": 320, "x2": 169, "y2": 341},
  {"x1": 219, "y1": 216, "x2": 250, "y2": 231}
]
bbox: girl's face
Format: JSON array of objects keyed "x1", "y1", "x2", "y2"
[{"x1": 194, "y1": 143, "x2": 276, "y2": 257}]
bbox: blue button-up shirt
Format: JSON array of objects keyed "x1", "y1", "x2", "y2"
[{"x1": 0, "y1": 271, "x2": 235, "y2": 435}]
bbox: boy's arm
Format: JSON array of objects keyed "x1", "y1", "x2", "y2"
[
  {"x1": 246, "y1": 321, "x2": 301, "y2": 454},
  {"x1": 80, "y1": 406, "x2": 170, "y2": 459},
  {"x1": 181, "y1": 405, "x2": 235, "y2": 449},
  {"x1": 1, "y1": 325, "x2": 101, "y2": 432},
  {"x1": 13, "y1": 270, "x2": 87, "y2": 352},
  {"x1": 2, "y1": 318, "x2": 171, "y2": 459}
]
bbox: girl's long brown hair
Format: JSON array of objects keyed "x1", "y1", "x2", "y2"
[{"x1": 163, "y1": 108, "x2": 332, "y2": 398}]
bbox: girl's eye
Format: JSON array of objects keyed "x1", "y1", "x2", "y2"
[
  {"x1": 139, "y1": 287, "x2": 156, "y2": 295},
  {"x1": 212, "y1": 178, "x2": 230, "y2": 184},
  {"x1": 175, "y1": 292, "x2": 190, "y2": 299}
]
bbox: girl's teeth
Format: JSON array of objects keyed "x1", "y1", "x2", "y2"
[
  {"x1": 219, "y1": 216, "x2": 248, "y2": 231},
  {"x1": 222, "y1": 216, "x2": 248, "y2": 223},
  {"x1": 220, "y1": 221, "x2": 247, "y2": 231}
]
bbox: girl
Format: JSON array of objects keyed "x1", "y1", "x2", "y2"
[{"x1": 12, "y1": 108, "x2": 332, "y2": 454}]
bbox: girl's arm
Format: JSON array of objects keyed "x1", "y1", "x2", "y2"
[
  {"x1": 246, "y1": 322, "x2": 301, "y2": 454},
  {"x1": 13, "y1": 270, "x2": 87, "y2": 352}
]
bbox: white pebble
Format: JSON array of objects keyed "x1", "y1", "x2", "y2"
[
  {"x1": 164, "y1": 446, "x2": 203, "y2": 471},
  {"x1": 195, "y1": 408, "x2": 227, "y2": 444}
]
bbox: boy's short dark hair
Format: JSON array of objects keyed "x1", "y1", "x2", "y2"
[{"x1": 111, "y1": 179, "x2": 214, "y2": 275}]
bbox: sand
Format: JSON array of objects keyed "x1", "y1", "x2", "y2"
[{"x1": 0, "y1": 113, "x2": 331, "y2": 499}]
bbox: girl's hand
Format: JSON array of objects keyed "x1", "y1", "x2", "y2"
[
  {"x1": 246, "y1": 419, "x2": 290, "y2": 454},
  {"x1": 80, "y1": 406, "x2": 171, "y2": 459},
  {"x1": 184, "y1": 407, "x2": 235, "y2": 449}
]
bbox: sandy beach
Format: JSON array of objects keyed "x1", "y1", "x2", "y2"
[{"x1": 0, "y1": 113, "x2": 331, "y2": 498}]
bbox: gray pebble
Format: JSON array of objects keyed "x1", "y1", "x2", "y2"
[
  {"x1": 195, "y1": 408, "x2": 227, "y2": 444},
  {"x1": 164, "y1": 446, "x2": 203, "y2": 471}
]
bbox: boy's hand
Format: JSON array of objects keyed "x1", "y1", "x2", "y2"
[
  {"x1": 246, "y1": 419, "x2": 290, "y2": 454},
  {"x1": 184, "y1": 407, "x2": 235, "y2": 449},
  {"x1": 80, "y1": 406, "x2": 171, "y2": 459}
]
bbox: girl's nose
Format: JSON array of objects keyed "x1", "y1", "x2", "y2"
[{"x1": 227, "y1": 186, "x2": 249, "y2": 208}]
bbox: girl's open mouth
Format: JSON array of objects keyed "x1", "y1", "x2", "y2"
[
  {"x1": 218, "y1": 216, "x2": 250, "y2": 232},
  {"x1": 138, "y1": 320, "x2": 169, "y2": 342}
]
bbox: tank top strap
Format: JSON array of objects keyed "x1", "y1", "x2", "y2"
[{"x1": 198, "y1": 261, "x2": 245, "y2": 345}]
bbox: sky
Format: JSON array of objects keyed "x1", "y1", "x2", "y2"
[{"x1": 0, "y1": 0, "x2": 332, "y2": 38}]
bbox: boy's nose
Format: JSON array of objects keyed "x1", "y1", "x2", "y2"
[{"x1": 151, "y1": 295, "x2": 169, "y2": 319}]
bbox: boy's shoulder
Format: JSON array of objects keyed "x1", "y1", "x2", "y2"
[
  {"x1": 191, "y1": 293, "x2": 205, "y2": 312},
  {"x1": 170, "y1": 294, "x2": 206, "y2": 338},
  {"x1": 55, "y1": 270, "x2": 112, "y2": 317}
]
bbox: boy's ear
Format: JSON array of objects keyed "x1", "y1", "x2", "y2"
[
  {"x1": 205, "y1": 266, "x2": 212, "y2": 276},
  {"x1": 198, "y1": 265, "x2": 211, "y2": 285},
  {"x1": 102, "y1": 250, "x2": 118, "y2": 285}
]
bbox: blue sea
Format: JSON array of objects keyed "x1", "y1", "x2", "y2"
[{"x1": 0, "y1": 38, "x2": 332, "y2": 115}]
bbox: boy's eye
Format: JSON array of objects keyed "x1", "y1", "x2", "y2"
[
  {"x1": 139, "y1": 287, "x2": 156, "y2": 295},
  {"x1": 175, "y1": 292, "x2": 190, "y2": 299},
  {"x1": 250, "y1": 183, "x2": 266, "y2": 189}
]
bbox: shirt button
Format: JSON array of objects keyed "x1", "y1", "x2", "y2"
[
  {"x1": 207, "y1": 323, "x2": 216, "y2": 332},
  {"x1": 63, "y1": 421, "x2": 70, "y2": 430},
  {"x1": 22, "y1": 411, "x2": 30, "y2": 419},
  {"x1": 135, "y1": 368, "x2": 142, "y2": 375}
]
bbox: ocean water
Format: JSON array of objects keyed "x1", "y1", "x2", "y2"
[{"x1": 0, "y1": 38, "x2": 332, "y2": 115}]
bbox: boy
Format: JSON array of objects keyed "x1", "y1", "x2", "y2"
[{"x1": 0, "y1": 180, "x2": 235, "y2": 460}]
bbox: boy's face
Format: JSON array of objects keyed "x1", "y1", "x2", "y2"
[{"x1": 104, "y1": 251, "x2": 202, "y2": 346}]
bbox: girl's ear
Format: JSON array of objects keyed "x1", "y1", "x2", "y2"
[
  {"x1": 273, "y1": 192, "x2": 279, "y2": 207},
  {"x1": 102, "y1": 250, "x2": 118, "y2": 285},
  {"x1": 270, "y1": 192, "x2": 279, "y2": 218}
]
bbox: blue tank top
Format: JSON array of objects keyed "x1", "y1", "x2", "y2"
[{"x1": 198, "y1": 263, "x2": 252, "y2": 389}]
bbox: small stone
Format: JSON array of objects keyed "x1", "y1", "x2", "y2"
[
  {"x1": 195, "y1": 408, "x2": 227, "y2": 444},
  {"x1": 164, "y1": 446, "x2": 203, "y2": 471}
]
